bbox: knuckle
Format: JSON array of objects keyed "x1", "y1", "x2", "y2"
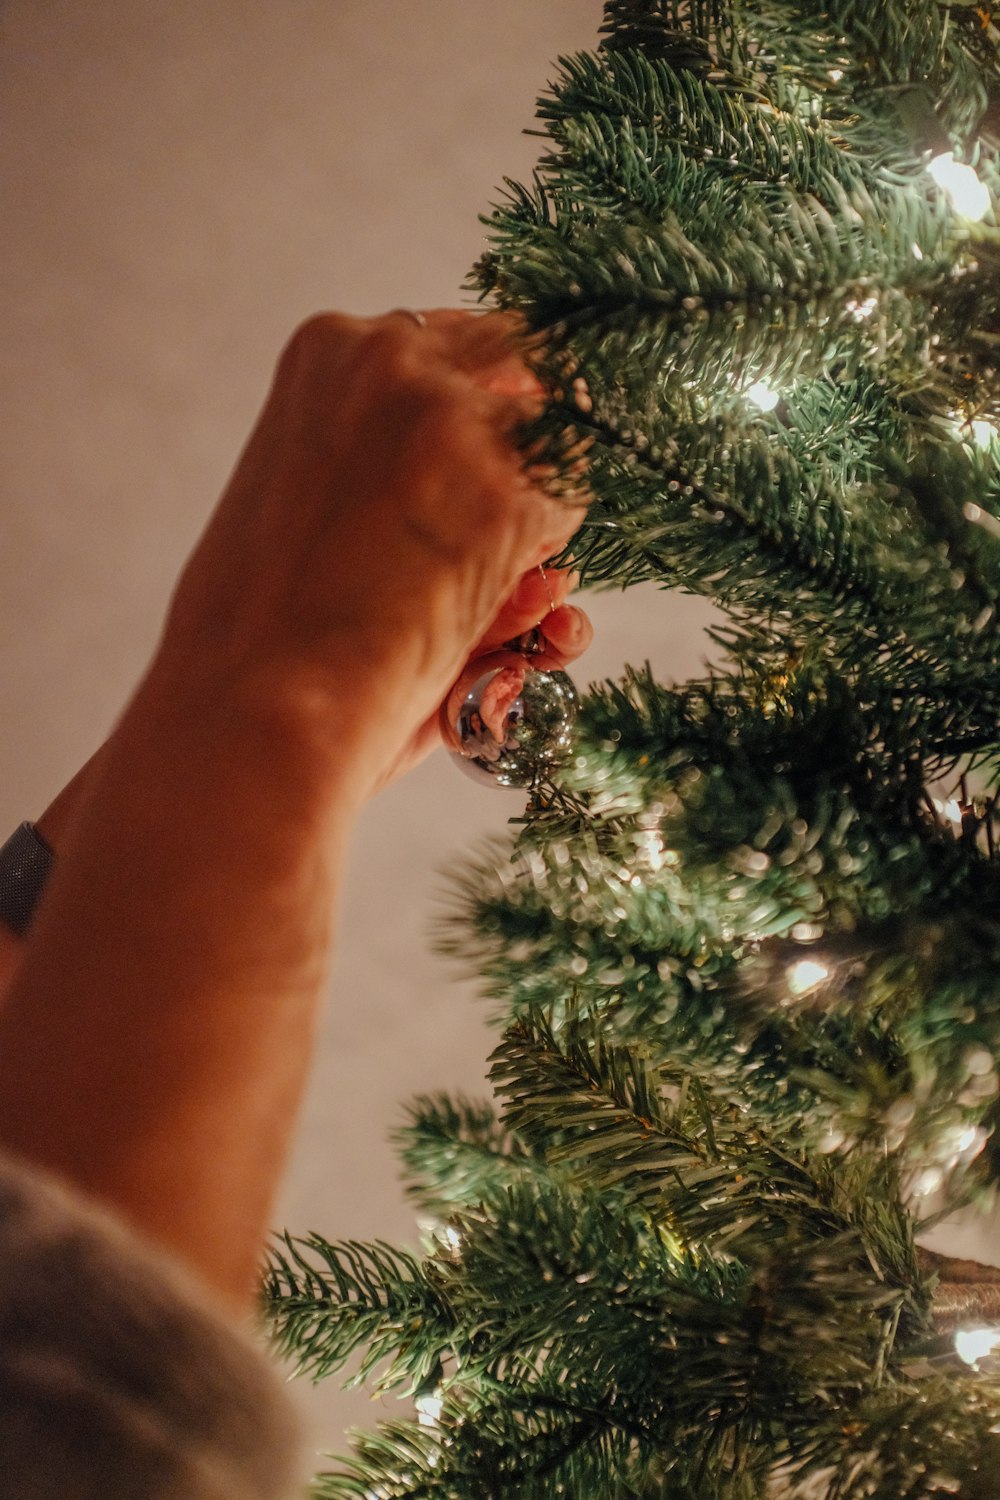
[
  {"x1": 361, "y1": 319, "x2": 423, "y2": 382},
  {"x1": 410, "y1": 377, "x2": 464, "y2": 431},
  {"x1": 380, "y1": 362, "x2": 466, "y2": 444},
  {"x1": 274, "y1": 311, "x2": 355, "y2": 383}
]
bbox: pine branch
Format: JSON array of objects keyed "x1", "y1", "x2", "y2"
[
  {"x1": 262, "y1": 1234, "x2": 456, "y2": 1392},
  {"x1": 489, "y1": 1006, "x2": 923, "y2": 1299},
  {"x1": 392, "y1": 1092, "x2": 546, "y2": 1217}
]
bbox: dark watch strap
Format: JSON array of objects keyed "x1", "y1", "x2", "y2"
[{"x1": 0, "y1": 822, "x2": 54, "y2": 937}]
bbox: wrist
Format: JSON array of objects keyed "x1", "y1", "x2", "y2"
[
  {"x1": 132, "y1": 649, "x2": 380, "y2": 817},
  {"x1": 142, "y1": 624, "x2": 446, "y2": 808}
]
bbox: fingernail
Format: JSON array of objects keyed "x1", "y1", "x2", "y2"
[{"x1": 560, "y1": 604, "x2": 589, "y2": 643}]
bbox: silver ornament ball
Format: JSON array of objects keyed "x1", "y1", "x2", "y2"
[{"x1": 450, "y1": 658, "x2": 579, "y2": 788}]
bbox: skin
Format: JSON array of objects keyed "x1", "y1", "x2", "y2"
[{"x1": 0, "y1": 309, "x2": 592, "y2": 1317}]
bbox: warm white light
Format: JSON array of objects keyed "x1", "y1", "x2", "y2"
[
  {"x1": 828, "y1": 67, "x2": 844, "y2": 82},
  {"x1": 416, "y1": 1393, "x2": 443, "y2": 1427},
  {"x1": 745, "y1": 380, "x2": 780, "y2": 412},
  {"x1": 955, "y1": 1326, "x2": 1000, "y2": 1366},
  {"x1": 444, "y1": 1225, "x2": 462, "y2": 1251},
  {"x1": 846, "y1": 295, "x2": 878, "y2": 321},
  {"x1": 913, "y1": 1164, "x2": 944, "y2": 1197},
  {"x1": 786, "y1": 958, "x2": 830, "y2": 996},
  {"x1": 637, "y1": 829, "x2": 666, "y2": 871},
  {"x1": 943, "y1": 798, "x2": 963, "y2": 826},
  {"x1": 926, "y1": 152, "x2": 991, "y2": 222}
]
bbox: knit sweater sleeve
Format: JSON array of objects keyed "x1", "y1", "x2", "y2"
[{"x1": 0, "y1": 1151, "x2": 305, "y2": 1500}]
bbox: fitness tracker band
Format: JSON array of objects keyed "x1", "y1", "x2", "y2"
[{"x1": 0, "y1": 822, "x2": 54, "y2": 937}]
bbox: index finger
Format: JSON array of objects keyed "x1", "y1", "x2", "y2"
[{"x1": 472, "y1": 566, "x2": 578, "y2": 656}]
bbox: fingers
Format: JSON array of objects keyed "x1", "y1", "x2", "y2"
[
  {"x1": 388, "y1": 307, "x2": 544, "y2": 397},
  {"x1": 473, "y1": 567, "x2": 572, "y2": 652},
  {"x1": 268, "y1": 306, "x2": 589, "y2": 664},
  {"x1": 539, "y1": 604, "x2": 594, "y2": 667},
  {"x1": 357, "y1": 312, "x2": 587, "y2": 576},
  {"x1": 472, "y1": 566, "x2": 593, "y2": 668}
]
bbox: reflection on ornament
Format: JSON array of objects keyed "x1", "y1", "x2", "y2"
[
  {"x1": 955, "y1": 1326, "x2": 1000, "y2": 1366},
  {"x1": 786, "y1": 957, "x2": 830, "y2": 996},
  {"x1": 926, "y1": 152, "x2": 991, "y2": 221},
  {"x1": 443, "y1": 651, "x2": 578, "y2": 789}
]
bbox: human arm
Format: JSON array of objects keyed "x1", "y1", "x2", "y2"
[{"x1": 0, "y1": 310, "x2": 589, "y2": 1316}]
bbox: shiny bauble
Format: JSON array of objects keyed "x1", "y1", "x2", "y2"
[{"x1": 441, "y1": 650, "x2": 579, "y2": 788}]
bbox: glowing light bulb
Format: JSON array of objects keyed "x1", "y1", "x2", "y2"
[
  {"x1": 955, "y1": 1326, "x2": 1000, "y2": 1366},
  {"x1": 846, "y1": 295, "x2": 877, "y2": 321},
  {"x1": 786, "y1": 958, "x2": 830, "y2": 996},
  {"x1": 913, "y1": 1164, "x2": 943, "y2": 1197},
  {"x1": 926, "y1": 152, "x2": 991, "y2": 222},
  {"x1": 416, "y1": 1393, "x2": 443, "y2": 1427},
  {"x1": 943, "y1": 798, "x2": 963, "y2": 826},
  {"x1": 970, "y1": 419, "x2": 996, "y2": 449},
  {"x1": 745, "y1": 380, "x2": 780, "y2": 412},
  {"x1": 828, "y1": 67, "x2": 844, "y2": 82},
  {"x1": 637, "y1": 829, "x2": 666, "y2": 871}
]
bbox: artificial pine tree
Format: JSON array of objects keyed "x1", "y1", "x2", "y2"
[{"x1": 265, "y1": 3, "x2": 1000, "y2": 1494}]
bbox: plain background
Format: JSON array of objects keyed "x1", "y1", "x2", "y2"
[{"x1": 1, "y1": 0, "x2": 995, "y2": 1466}]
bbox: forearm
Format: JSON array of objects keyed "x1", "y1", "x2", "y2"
[{"x1": 0, "y1": 664, "x2": 361, "y2": 1313}]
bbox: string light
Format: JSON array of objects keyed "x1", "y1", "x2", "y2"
[
  {"x1": 416, "y1": 1393, "x2": 443, "y2": 1428},
  {"x1": 926, "y1": 152, "x2": 991, "y2": 222},
  {"x1": 934, "y1": 797, "x2": 964, "y2": 826},
  {"x1": 955, "y1": 1326, "x2": 1000, "y2": 1367},
  {"x1": 636, "y1": 828, "x2": 668, "y2": 871},
  {"x1": 745, "y1": 379, "x2": 780, "y2": 412},
  {"x1": 912, "y1": 1164, "x2": 944, "y2": 1197},
  {"x1": 846, "y1": 295, "x2": 877, "y2": 321},
  {"x1": 949, "y1": 417, "x2": 997, "y2": 451},
  {"x1": 786, "y1": 958, "x2": 830, "y2": 996}
]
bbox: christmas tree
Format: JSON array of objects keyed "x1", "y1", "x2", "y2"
[{"x1": 265, "y1": 3, "x2": 1000, "y2": 1494}]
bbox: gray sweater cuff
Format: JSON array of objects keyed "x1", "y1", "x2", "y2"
[{"x1": 0, "y1": 1152, "x2": 304, "y2": 1500}]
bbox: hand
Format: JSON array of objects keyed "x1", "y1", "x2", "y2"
[
  {"x1": 152, "y1": 308, "x2": 590, "y2": 803},
  {"x1": 376, "y1": 561, "x2": 594, "y2": 789}
]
